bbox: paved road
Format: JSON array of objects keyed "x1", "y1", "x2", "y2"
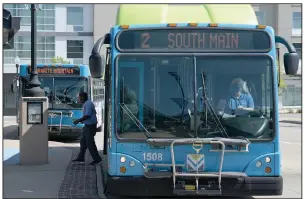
[
  {"x1": 3, "y1": 114, "x2": 301, "y2": 198},
  {"x1": 274, "y1": 119, "x2": 301, "y2": 198}
]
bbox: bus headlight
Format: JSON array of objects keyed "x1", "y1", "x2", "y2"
[
  {"x1": 120, "y1": 156, "x2": 126, "y2": 163},
  {"x1": 256, "y1": 161, "x2": 262, "y2": 168},
  {"x1": 129, "y1": 161, "x2": 135, "y2": 167},
  {"x1": 265, "y1": 157, "x2": 271, "y2": 163}
]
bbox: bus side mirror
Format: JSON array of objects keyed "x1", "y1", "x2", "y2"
[
  {"x1": 89, "y1": 53, "x2": 105, "y2": 78},
  {"x1": 284, "y1": 52, "x2": 299, "y2": 75}
]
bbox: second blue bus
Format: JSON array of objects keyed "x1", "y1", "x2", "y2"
[{"x1": 12, "y1": 64, "x2": 105, "y2": 139}]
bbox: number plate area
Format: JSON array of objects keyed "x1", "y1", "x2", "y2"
[{"x1": 143, "y1": 152, "x2": 164, "y2": 161}]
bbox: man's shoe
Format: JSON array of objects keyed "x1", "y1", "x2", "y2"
[
  {"x1": 89, "y1": 160, "x2": 102, "y2": 165},
  {"x1": 72, "y1": 158, "x2": 85, "y2": 164}
]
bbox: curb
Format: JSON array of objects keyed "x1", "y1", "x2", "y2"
[
  {"x1": 3, "y1": 125, "x2": 18, "y2": 136},
  {"x1": 96, "y1": 164, "x2": 107, "y2": 199}
]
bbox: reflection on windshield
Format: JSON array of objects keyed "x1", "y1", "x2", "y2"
[
  {"x1": 38, "y1": 77, "x2": 88, "y2": 109},
  {"x1": 38, "y1": 77, "x2": 53, "y2": 108},
  {"x1": 118, "y1": 56, "x2": 194, "y2": 139},
  {"x1": 117, "y1": 55, "x2": 273, "y2": 140},
  {"x1": 53, "y1": 77, "x2": 88, "y2": 109}
]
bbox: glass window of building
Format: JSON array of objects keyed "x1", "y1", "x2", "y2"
[
  {"x1": 67, "y1": 40, "x2": 84, "y2": 64},
  {"x1": 255, "y1": 11, "x2": 265, "y2": 24},
  {"x1": 292, "y1": 12, "x2": 301, "y2": 35},
  {"x1": 67, "y1": 7, "x2": 84, "y2": 31},
  {"x1": 293, "y1": 43, "x2": 302, "y2": 75},
  {"x1": 282, "y1": 85, "x2": 301, "y2": 106},
  {"x1": 293, "y1": 43, "x2": 302, "y2": 60},
  {"x1": 3, "y1": 36, "x2": 55, "y2": 64},
  {"x1": 3, "y1": 4, "x2": 55, "y2": 31}
]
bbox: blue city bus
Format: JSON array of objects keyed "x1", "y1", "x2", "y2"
[
  {"x1": 88, "y1": 4, "x2": 299, "y2": 198},
  {"x1": 13, "y1": 64, "x2": 105, "y2": 139}
]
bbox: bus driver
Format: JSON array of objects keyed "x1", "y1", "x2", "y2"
[{"x1": 228, "y1": 78, "x2": 254, "y2": 113}]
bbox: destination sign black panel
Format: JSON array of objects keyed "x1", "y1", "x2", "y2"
[
  {"x1": 27, "y1": 66, "x2": 80, "y2": 75},
  {"x1": 117, "y1": 28, "x2": 271, "y2": 52}
]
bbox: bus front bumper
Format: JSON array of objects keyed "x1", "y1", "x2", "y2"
[{"x1": 105, "y1": 175, "x2": 283, "y2": 197}]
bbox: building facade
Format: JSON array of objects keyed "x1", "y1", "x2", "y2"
[
  {"x1": 3, "y1": 4, "x2": 94, "y2": 115},
  {"x1": 3, "y1": 4, "x2": 302, "y2": 115},
  {"x1": 253, "y1": 4, "x2": 302, "y2": 108}
]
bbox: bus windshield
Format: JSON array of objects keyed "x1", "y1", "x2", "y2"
[
  {"x1": 116, "y1": 55, "x2": 274, "y2": 140},
  {"x1": 38, "y1": 76, "x2": 88, "y2": 109}
]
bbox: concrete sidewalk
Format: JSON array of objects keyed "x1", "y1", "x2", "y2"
[
  {"x1": 3, "y1": 119, "x2": 101, "y2": 198},
  {"x1": 3, "y1": 140, "x2": 73, "y2": 198},
  {"x1": 3, "y1": 121, "x2": 74, "y2": 198}
]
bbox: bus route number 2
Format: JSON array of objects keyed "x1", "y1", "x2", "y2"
[{"x1": 142, "y1": 152, "x2": 163, "y2": 161}]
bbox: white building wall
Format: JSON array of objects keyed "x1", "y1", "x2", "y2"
[
  {"x1": 55, "y1": 4, "x2": 93, "y2": 32},
  {"x1": 55, "y1": 36, "x2": 93, "y2": 65},
  {"x1": 55, "y1": 37, "x2": 66, "y2": 57},
  {"x1": 93, "y1": 4, "x2": 118, "y2": 42},
  {"x1": 54, "y1": 4, "x2": 94, "y2": 65},
  {"x1": 55, "y1": 4, "x2": 66, "y2": 32}
]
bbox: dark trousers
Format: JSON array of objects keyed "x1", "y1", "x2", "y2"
[{"x1": 77, "y1": 124, "x2": 102, "y2": 162}]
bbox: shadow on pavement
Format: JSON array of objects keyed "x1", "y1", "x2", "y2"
[
  {"x1": 3, "y1": 145, "x2": 75, "y2": 165},
  {"x1": 3, "y1": 151, "x2": 19, "y2": 165},
  {"x1": 280, "y1": 120, "x2": 302, "y2": 125},
  {"x1": 49, "y1": 136, "x2": 80, "y2": 144},
  {"x1": 3, "y1": 125, "x2": 19, "y2": 140}
]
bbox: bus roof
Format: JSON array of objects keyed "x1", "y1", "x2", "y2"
[{"x1": 116, "y1": 4, "x2": 258, "y2": 25}]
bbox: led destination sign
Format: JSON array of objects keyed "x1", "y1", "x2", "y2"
[
  {"x1": 27, "y1": 66, "x2": 80, "y2": 75},
  {"x1": 117, "y1": 28, "x2": 271, "y2": 52}
]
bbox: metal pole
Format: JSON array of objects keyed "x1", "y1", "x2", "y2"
[
  {"x1": 24, "y1": 4, "x2": 44, "y2": 97},
  {"x1": 31, "y1": 3, "x2": 36, "y2": 77},
  {"x1": 15, "y1": 63, "x2": 19, "y2": 119}
]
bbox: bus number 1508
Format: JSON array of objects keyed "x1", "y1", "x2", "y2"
[{"x1": 142, "y1": 152, "x2": 163, "y2": 161}]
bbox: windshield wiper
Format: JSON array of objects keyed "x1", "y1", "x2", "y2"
[
  {"x1": 200, "y1": 71, "x2": 229, "y2": 138},
  {"x1": 120, "y1": 103, "x2": 153, "y2": 138},
  {"x1": 120, "y1": 77, "x2": 153, "y2": 138}
]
